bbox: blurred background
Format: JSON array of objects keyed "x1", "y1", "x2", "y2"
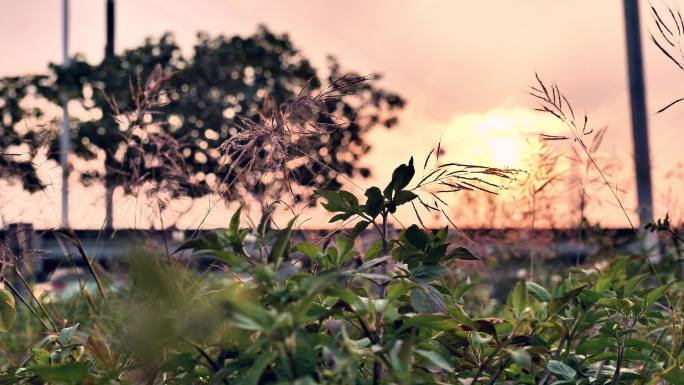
[{"x1": 0, "y1": 0, "x2": 682, "y2": 230}]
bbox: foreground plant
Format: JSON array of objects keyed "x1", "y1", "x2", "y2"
[{"x1": 0, "y1": 155, "x2": 680, "y2": 385}]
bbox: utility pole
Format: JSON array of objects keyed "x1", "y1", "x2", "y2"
[
  {"x1": 60, "y1": 0, "x2": 70, "y2": 227},
  {"x1": 104, "y1": 0, "x2": 115, "y2": 230},
  {"x1": 623, "y1": 0, "x2": 654, "y2": 229},
  {"x1": 105, "y1": 0, "x2": 115, "y2": 58}
]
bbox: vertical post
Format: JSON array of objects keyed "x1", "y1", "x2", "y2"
[
  {"x1": 104, "y1": 0, "x2": 115, "y2": 230},
  {"x1": 105, "y1": 0, "x2": 115, "y2": 58},
  {"x1": 623, "y1": 0, "x2": 654, "y2": 228},
  {"x1": 60, "y1": 0, "x2": 71, "y2": 228}
]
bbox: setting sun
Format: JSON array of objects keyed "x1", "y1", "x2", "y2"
[
  {"x1": 488, "y1": 136, "x2": 524, "y2": 167},
  {"x1": 425, "y1": 109, "x2": 566, "y2": 174}
]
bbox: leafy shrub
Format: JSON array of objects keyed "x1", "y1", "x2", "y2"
[{"x1": 0, "y1": 159, "x2": 681, "y2": 385}]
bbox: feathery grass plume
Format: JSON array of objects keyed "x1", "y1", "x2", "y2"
[
  {"x1": 523, "y1": 141, "x2": 565, "y2": 224},
  {"x1": 530, "y1": 73, "x2": 667, "y2": 284},
  {"x1": 408, "y1": 141, "x2": 522, "y2": 228},
  {"x1": 530, "y1": 73, "x2": 618, "y2": 225},
  {"x1": 530, "y1": 73, "x2": 626, "y2": 214},
  {"x1": 530, "y1": 74, "x2": 621, "y2": 229},
  {"x1": 649, "y1": 1, "x2": 684, "y2": 112},
  {"x1": 103, "y1": 64, "x2": 173, "y2": 129},
  {"x1": 218, "y1": 74, "x2": 375, "y2": 203},
  {"x1": 101, "y1": 65, "x2": 202, "y2": 211}
]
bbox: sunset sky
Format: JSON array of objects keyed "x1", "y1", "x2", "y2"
[{"x1": 1, "y1": 0, "x2": 684, "y2": 229}]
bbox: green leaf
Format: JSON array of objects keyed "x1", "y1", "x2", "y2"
[
  {"x1": 389, "y1": 334, "x2": 414, "y2": 378},
  {"x1": 404, "y1": 225, "x2": 429, "y2": 250},
  {"x1": 174, "y1": 232, "x2": 222, "y2": 253},
  {"x1": 316, "y1": 190, "x2": 345, "y2": 212},
  {"x1": 31, "y1": 348, "x2": 50, "y2": 366},
  {"x1": 0, "y1": 289, "x2": 16, "y2": 332},
  {"x1": 328, "y1": 288, "x2": 365, "y2": 312},
  {"x1": 411, "y1": 264, "x2": 447, "y2": 283},
  {"x1": 229, "y1": 206, "x2": 242, "y2": 236},
  {"x1": 547, "y1": 360, "x2": 576, "y2": 380},
  {"x1": 646, "y1": 282, "x2": 672, "y2": 307},
  {"x1": 394, "y1": 190, "x2": 418, "y2": 206},
  {"x1": 402, "y1": 314, "x2": 460, "y2": 331},
  {"x1": 436, "y1": 331, "x2": 470, "y2": 354},
  {"x1": 622, "y1": 273, "x2": 647, "y2": 297},
  {"x1": 34, "y1": 362, "x2": 89, "y2": 385},
  {"x1": 576, "y1": 337, "x2": 614, "y2": 355},
  {"x1": 339, "y1": 191, "x2": 360, "y2": 210},
  {"x1": 224, "y1": 291, "x2": 272, "y2": 331},
  {"x1": 526, "y1": 282, "x2": 551, "y2": 302},
  {"x1": 291, "y1": 272, "x2": 338, "y2": 322},
  {"x1": 384, "y1": 158, "x2": 415, "y2": 198},
  {"x1": 661, "y1": 368, "x2": 684, "y2": 385},
  {"x1": 586, "y1": 351, "x2": 617, "y2": 364},
  {"x1": 335, "y1": 235, "x2": 355, "y2": 260},
  {"x1": 623, "y1": 348, "x2": 657, "y2": 363},
  {"x1": 206, "y1": 250, "x2": 244, "y2": 266},
  {"x1": 473, "y1": 319, "x2": 498, "y2": 337},
  {"x1": 415, "y1": 349, "x2": 453, "y2": 372},
  {"x1": 350, "y1": 220, "x2": 370, "y2": 239},
  {"x1": 425, "y1": 244, "x2": 448, "y2": 263},
  {"x1": 160, "y1": 352, "x2": 195, "y2": 372},
  {"x1": 316, "y1": 190, "x2": 359, "y2": 214},
  {"x1": 235, "y1": 352, "x2": 277, "y2": 385},
  {"x1": 511, "y1": 281, "x2": 528, "y2": 317},
  {"x1": 330, "y1": 212, "x2": 354, "y2": 223},
  {"x1": 625, "y1": 338, "x2": 655, "y2": 352},
  {"x1": 59, "y1": 323, "x2": 79, "y2": 345},
  {"x1": 364, "y1": 187, "x2": 384, "y2": 217},
  {"x1": 294, "y1": 242, "x2": 321, "y2": 258},
  {"x1": 508, "y1": 349, "x2": 531, "y2": 368},
  {"x1": 445, "y1": 247, "x2": 478, "y2": 261},
  {"x1": 366, "y1": 239, "x2": 385, "y2": 260},
  {"x1": 619, "y1": 369, "x2": 644, "y2": 382},
  {"x1": 268, "y1": 217, "x2": 296, "y2": 266},
  {"x1": 547, "y1": 285, "x2": 587, "y2": 316},
  {"x1": 410, "y1": 284, "x2": 447, "y2": 314},
  {"x1": 597, "y1": 297, "x2": 624, "y2": 310},
  {"x1": 256, "y1": 205, "x2": 274, "y2": 238}
]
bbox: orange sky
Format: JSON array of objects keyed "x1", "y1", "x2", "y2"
[{"x1": 1, "y1": 0, "x2": 684, "y2": 229}]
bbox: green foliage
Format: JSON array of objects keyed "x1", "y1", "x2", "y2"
[
  {"x1": 0, "y1": 289, "x2": 16, "y2": 332},
  {"x1": 0, "y1": 163, "x2": 681, "y2": 385}
]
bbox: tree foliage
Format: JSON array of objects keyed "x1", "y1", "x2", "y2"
[{"x1": 0, "y1": 26, "x2": 404, "y2": 201}]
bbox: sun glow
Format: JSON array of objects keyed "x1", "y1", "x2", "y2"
[
  {"x1": 488, "y1": 136, "x2": 524, "y2": 167},
  {"x1": 460, "y1": 111, "x2": 540, "y2": 169}
]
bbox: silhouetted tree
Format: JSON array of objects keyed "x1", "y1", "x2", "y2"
[{"x1": 0, "y1": 26, "x2": 404, "y2": 226}]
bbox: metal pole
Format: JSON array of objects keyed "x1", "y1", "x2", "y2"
[
  {"x1": 105, "y1": 0, "x2": 115, "y2": 58},
  {"x1": 623, "y1": 0, "x2": 654, "y2": 228},
  {"x1": 104, "y1": 0, "x2": 115, "y2": 230},
  {"x1": 60, "y1": 0, "x2": 71, "y2": 227}
]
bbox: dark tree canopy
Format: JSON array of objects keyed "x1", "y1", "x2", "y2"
[{"x1": 0, "y1": 26, "x2": 404, "y2": 202}]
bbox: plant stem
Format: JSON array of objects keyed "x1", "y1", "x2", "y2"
[
  {"x1": 487, "y1": 357, "x2": 511, "y2": 385},
  {"x1": 538, "y1": 323, "x2": 569, "y2": 385},
  {"x1": 63, "y1": 230, "x2": 108, "y2": 299},
  {"x1": 13, "y1": 266, "x2": 59, "y2": 331},
  {"x1": 610, "y1": 338, "x2": 625, "y2": 385},
  {"x1": 373, "y1": 211, "x2": 390, "y2": 385},
  {"x1": 472, "y1": 345, "x2": 502, "y2": 385},
  {"x1": 5, "y1": 281, "x2": 53, "y2": 333}
]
